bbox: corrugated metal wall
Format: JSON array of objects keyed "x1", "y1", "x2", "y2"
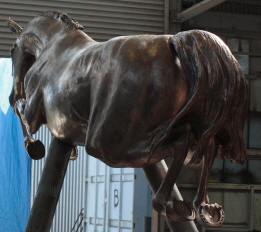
[{"x1": 0, "y1": 0, "x2": 165, "y2": 57}]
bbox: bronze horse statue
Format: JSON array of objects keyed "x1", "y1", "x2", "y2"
[{"x1": 7, "y1": 10, "x2": 248, "y2": 228}]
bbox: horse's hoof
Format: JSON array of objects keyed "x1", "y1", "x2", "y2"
[
  {"x1": 195, "y1": 202, "x2": 225, "y2": 227},
  {"x1": 26, "y1": 140, "x2": 45, "y2": 160},
  {"x1": 166, "y1": 198, "x2": 195, "y2": 222}
]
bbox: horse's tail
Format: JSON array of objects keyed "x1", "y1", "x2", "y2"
[
  {"x1": 171, "y1": 30, "x2": 248, "y2": 164},
  {"x1": 151, "y1": 30, "x2": 248, "y2": 164}
]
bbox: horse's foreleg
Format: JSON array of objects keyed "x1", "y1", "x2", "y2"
[
  {"x1": 193, "y1": 138, "x2": 225, "y2": 227},
  {"x1": 152, "y1": 122, "x2": 195, "y2": 222},
  {"x1": 14, "y1": 98, "x2": 45, "y2": 159}
]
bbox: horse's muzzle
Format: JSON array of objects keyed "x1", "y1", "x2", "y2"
[{"x1": 9, "y1": 88, "x2": 22, "y2": 108}]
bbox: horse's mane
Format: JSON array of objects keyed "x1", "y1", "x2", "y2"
[{"x1": 37, "y1": 10, "x2": 84, "y2": 30}]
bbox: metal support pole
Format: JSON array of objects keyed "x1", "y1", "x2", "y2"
[
  {"x1": 25, "y1": 137, "x2": 73, "y2": 232},
  {"x1": 142, "y1": 160, "x2": 199, "y2": 232}
]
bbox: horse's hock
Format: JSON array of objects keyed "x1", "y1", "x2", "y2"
[{"x1": 7, "y1": 10, "x2": 249, "y2": 231}]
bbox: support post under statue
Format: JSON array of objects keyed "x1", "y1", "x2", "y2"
[
  {"x1": 25, "y1": 137, "x2": 73, "y2": 232},
  {"x1": 143, "y1": 160, "x2": 199, "y2": 232}
]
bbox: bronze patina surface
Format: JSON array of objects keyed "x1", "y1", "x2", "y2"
[{"x1": 7, "y1": 10, "x2": 248, "y2": 228}]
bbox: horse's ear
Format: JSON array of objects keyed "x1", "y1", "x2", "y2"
[{"x1": 7, "y1": 17, "x2": 23, "y2": 37}]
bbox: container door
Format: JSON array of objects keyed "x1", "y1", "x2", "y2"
[{"x1": 85, "y1": 156, "x2": 135, "y2": 232}]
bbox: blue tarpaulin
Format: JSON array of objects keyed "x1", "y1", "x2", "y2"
[{"x1": 0, "y1": 58, "x2": 31, "y2": 232}]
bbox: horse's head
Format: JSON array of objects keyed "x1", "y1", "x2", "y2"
[
  {"x1": 7, "y1": 18, "x2": 36, "y2": 108},
  {"x1": 7, "y1": 11, "x2": 85, "y2": 108}
]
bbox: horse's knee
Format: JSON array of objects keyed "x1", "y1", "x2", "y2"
[{"x1": 152, "y1": 194, "x2": 165, "y2": 212}]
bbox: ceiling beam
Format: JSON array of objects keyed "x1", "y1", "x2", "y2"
[{"x1": 178, "y1": 0, "x2": 227, "y2": 22}]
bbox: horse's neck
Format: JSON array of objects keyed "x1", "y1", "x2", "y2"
[{"x1": 25, "y1": 29, "x2": 94, "y2": 59}]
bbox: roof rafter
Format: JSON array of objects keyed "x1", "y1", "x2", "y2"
[{"x1": 178, "y1": 0, "x2": 227, "y2": 22}]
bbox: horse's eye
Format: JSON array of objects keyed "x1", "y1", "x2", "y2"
[{"x1": 10, "y1": 44, "x2": 16, "y2": 57}]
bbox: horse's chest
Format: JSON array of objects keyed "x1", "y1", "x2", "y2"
[{"x1": 43, "y1": 91, "x2": 88, "y2": 146}]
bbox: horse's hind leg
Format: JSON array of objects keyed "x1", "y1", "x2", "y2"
[
  {"x1": 193, "y1": 137, "x2": 225, "y2": 227},
  {"x1": 152, "y1": 122, "x2": 195, "y2": 222}
]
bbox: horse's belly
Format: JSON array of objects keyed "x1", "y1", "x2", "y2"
[
  {"x1": 86, "y1": 141, "x2": 170, "y2": 168},
  {"x1": 85, "y1": 125, "x2": 188, "y2": 168}
]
